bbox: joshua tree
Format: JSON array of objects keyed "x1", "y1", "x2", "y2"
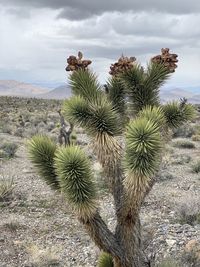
[{"x1": 28, "y1": 49, "x2": 195, "y2": 267}]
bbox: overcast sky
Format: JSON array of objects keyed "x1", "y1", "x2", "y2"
[{"x1": 0, "y1": 0, "x2": 200, "y2": 89}]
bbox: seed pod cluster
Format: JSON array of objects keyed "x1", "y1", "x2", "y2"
[
  {"x1": 65, "y1": 51, "x2": 92, "y2": 72},
  {"x1": 109, "y1": 55, "x2": 137, "y2": 76},
  {"x1": 151, "y1": 48, "x2": 178, "y2": 72}
]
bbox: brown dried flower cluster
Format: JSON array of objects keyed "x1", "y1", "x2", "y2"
[
  {"x1": 109, "y1": 55, "x2": 137, "y2": 76},
  {"x1": 65, "y1": 51, "x2": 92, "y2": 72},
  {"x1": 151, "y1": 48, "x2": 178, "y2": 72}
]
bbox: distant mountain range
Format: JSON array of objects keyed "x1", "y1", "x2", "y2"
[
  {"x1": 38, "y1": 85, "x2": 71, "y2": 99},
  {"x1": 0, "y1": 80, "x2": 199, "y2": 103},
  {"x1": 0, "y1": 80, "x2": 49, "y2": 97},
  {"x1": 160, "y1": 88, "x2": 200, "y2": 104}
]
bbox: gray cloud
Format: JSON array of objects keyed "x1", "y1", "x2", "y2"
[
  {"x1": 0, "y1": 1, "x2": 200, "y2": 88},
  {"x1": 1, "y1": 0, "x2": 200, "y2": 20}
]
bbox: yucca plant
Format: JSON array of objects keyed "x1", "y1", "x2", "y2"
[{"x1": 27, "y1": 50, "x2": 196, "y2": 267}]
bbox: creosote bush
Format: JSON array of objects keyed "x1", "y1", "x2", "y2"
[
  {"x1": 0, "y1": 176, "x2": 14, "y2": 202},
  {"x1": 171, "y1": 154, "x2": 191, "y2": 165},
  {"x1": 0, "y1": 142, "x2": 18, "y2": 158},
  {"x1": 175, "y1": 197, "x2": 200, "y2": 226},
  {"x1": 182, "y1": 240, "x2": 200, "y2": 267},
  {"x1": 173, "y1": 140, "x2": 195, "y2": 149},
  {"x1": 192, "y1": 134, "x2": 200, "y2": 141},
  {"x1": 191, "y1": 161, "x2": 200, "y2": 174},
  {"x1": 172, "y1": 123, "x2": 195, "y2": 138},
  {"x1": 28, "y1": 49, "x2": 195, "y2": 267},
  {"x1": 157, "y1": 259, "x2": 180, "y2": 267}
]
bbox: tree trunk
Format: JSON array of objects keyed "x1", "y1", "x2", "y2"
[{"x1": 115, "y1": 217, "x2": 149, "y2": 267}]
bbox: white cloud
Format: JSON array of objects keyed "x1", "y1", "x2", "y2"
[{"x1": 0, "y1": 1, "x2": 200, "y2": 88}]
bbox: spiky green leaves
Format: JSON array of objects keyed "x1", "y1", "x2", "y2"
[
  {"x1": 69, "y1": 68, "x2": 101, "y2": 101},
  {"x1": 98, "y1": 252, "x2": 114, "y2": 267},
  {"x1": 125, "y1": 118, "x2": 162, "y2": 179},
  {"x1": 28, "y1": 136, "x2": 97, "y2": 219},
  {"x1": 27, "y1": 135, "x2": 59, "y2": 190},
  {"x1": 144, "y1": 62, "x2": 170, "y2": 94},
  {"x1": 120, "y1": 64, "x2": 144, "y2": 113},
  {"x1": 120, "y1": 62, "x2": 170, "y2": 114},
  {"x1": 63, "y1": 96, "x2": 121, "y2": 137},
  {"x1": 54, "y1": 146, "x2": 97, "y2": 219},
  {"x1": 63, "y1": 96, "x2": 91, "y2": 128},
  {"x1": 163, "y1": 101, "x2": 196, "y2": 129},
  {"x1": 106, "y1": 77, "x2": 126, "y2": 117},
  {"x1": 139, "y1": 106, "x2": 166, "y2": 129}
]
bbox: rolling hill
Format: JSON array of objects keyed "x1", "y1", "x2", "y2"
[
  {"x1": 0, "y1": 80, "x2": 199, "y2": 102},
  {"x1": 38, "y1": 85, "x2": 71, "y2": 99},
  {"x1": 160, "y1": 88, "x2": 200, "y2": 103},
  {"x1": 0, "y1": 80, "x2": 49, "y2": 97}
]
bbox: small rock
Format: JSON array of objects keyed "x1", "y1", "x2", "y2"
[{"x1": 166, "y1": 239, "x2": 176, "y2": 247}]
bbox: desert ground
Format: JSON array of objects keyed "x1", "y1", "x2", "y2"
[{"x1": 0, "y1": 96, "x2": 200, "y2": 267}]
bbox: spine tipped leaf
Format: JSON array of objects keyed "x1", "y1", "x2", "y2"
[
  {"x1": 138, "y1": 106, "x2": 166, "y2": 129},
  {"x1": 144, "y1": 62, "x2": 170, "y2": 94},
  {"x1": 27, "y1": 135, "x2": 59, "y2": 190},
  {"x1": 63, "y1": 96, "x2": 121, "y2": 137},
  {"x1": 89, "y1": 96, "x2": 122, "y2": 136},
  {"x1": 69, "y1": 69, "x2": 102, "y2": 101},
  {"x1": 98, "y1": 252, "x2": 114, "y2": 267},
  {"x1": 106, "y1": 77, "x2": 126, "y2": 117},
  {"x1": 180, "y1": 102, "x2": 196, "y2": 121},
  {"x1": 163, "y1": 101, "x2": 196, "y2": 129},
  {"x1": 54, "y1": 146, "x2": 97, "y2": 220},
  {"x1": 120, "y1": 62, "x2": 170, "y2": 114},
  {"x1": 125, "y1": 117, "x2": 162, "y2": 180},
  {"x1": 120, "y1": 64, "x2": 145, "y2": 113},
  {"x1": 62, "y1": 96, "x2": 92, "y2": 129}
]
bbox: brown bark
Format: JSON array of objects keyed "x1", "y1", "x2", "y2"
[
  {"x1": 115, "y1": 217, "x2": 149, "y2": 267},
  {"x1": 80, "y1": 211, "x2": 149, "y2": 267},
  {"x1": 80, "y1": 212, "x2": 126, "y2": 266},
  {"x1": 90, "y1": 137, "x2": 150, "y2": 266}
]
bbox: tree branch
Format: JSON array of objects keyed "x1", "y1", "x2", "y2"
[{"x1": 80, "y1": 212, "x2": 126, "y2": 264}]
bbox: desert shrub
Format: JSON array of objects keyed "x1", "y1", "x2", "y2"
[
  {"x1": 0, "y1": 142, "x2": 18, "y2": 158},
  {"x1": 182, "y1": 240, "x2": 200, "y2": 267},
  {"x1": 172, "y1": 123, "x2": 195, "y2": 138},
  {"x1": 171, "y1": 154, "x2": 191, "y2": 165},
  {"x1": 24, "y1": 126, "x2": 46, "y2": 138},
  {"x1": 14, "y1": 127, "x2": 24, "y2": 137},
  {"x1": 37, "y1": 121, "x2": 47, "y2": 129},
  {"x1": 27, "y1": 244, "x2": 60, "y2": 267},
  {"x1": 158, "y1": 171, "x2": 174, "y2": 181},
  {"x1": 173, "y1": 140, "x2": 195, "y2": 149},
  {"x1": 70, "y1": 133, "x2": 77, "y2": 145},
  {"x1": 0, "y1": 123, "x2": 12, "y2": 134},
  {"x1": 175, "y1": 197, "x2": 200, "y2": 226},
  {"x1": 31, "y1": 116, "x2": 42, "y2": 127},
  {"x1": 157, "y1": 259, "x2": 180, "y2": 267},
  {"x1": 21, "y1": 112, "x2": 31, "y2": 122},
  {"x1": 192, "y1": 135, "x2": 200, "y2": 141},
  {"x1": 47, "y1": 122, "x2": 55, "y2": 132},
  {"x1": 0, "y1": 149, "x2": 7, "y2": 158},
  {"x1": 193, "y1": 125, "x2": 200, "y2": 135},
  {"x1": 24, "y1": 126, "x2": 39, "y2": 138},
  {"x1": 181, "y1": 252, "x2": 200, "y2": 267},
  {"x1": 0, "y1": 176, "x2": 14, "y2": 201},
  {"x1": 191, "y1": 161, "x2": 200, "y2": 174},
  {"x1": 25, "y1": 122, "x2": 31, "y2": 128}
]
